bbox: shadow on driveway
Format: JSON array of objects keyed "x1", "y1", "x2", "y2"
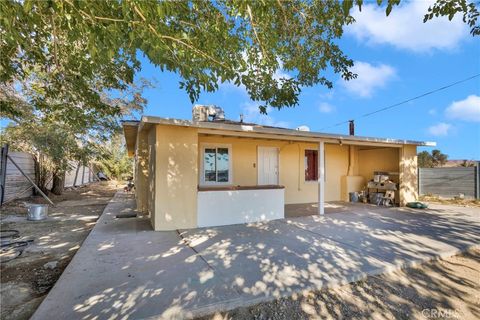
[{"x1": 32, "y1": 194, "x2": 480, "y2": 319}]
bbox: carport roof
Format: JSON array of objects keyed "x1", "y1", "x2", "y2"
[{"x1": 122, "y1": 116, "x2": 436, "y2": 156}]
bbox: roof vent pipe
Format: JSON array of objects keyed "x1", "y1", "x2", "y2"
[{"x1": 349, "y1": 120, "x2": 355, "y2": 136}]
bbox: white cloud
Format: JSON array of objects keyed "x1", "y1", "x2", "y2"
[
  {"x1": 445, "y1": 94, "x2": 480, "y2": 122},
  {"x1": 347, "y1": 1, "x2": 468, "y2": 52},
  {"x1": 428, "y1": 108, "x2": 437, "y2": 115},
  {"x1": 341, "y1": 61, "x2": 396, "y2": 98},
  {"x1": 428, "y1": 122, "x2": 452, "y2": 136},
  {"x1": 319, "y1": 102, "x2": 334, "y2": 113},
  {"x1": 319, "y1": 90, "x2": 335, "y2": 100},
  {"x1": 242, "y1": 102, "x2": 289, "y2": 128}
]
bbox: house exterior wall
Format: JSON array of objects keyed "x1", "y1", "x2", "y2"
[
  {"x1": 325, "y1": 144, "x2": 350, "y2": 202},
  {"x1": 197, "y1": 136, "x2": 352, "y2": 203},
  {"x1": 147, "y1": 126, "x2": 156, "y2": 227},
  {"x1": 358, "y1": 147, "x2": 400, "y2": 182},
  {"x1": 153, "y1": 125, "x2": 198, "y2": 231},
  {"x1": 399, "y1": 144, "x2": 418, "y2": 205},
  {"x1": 198, "y1": 135, "x2": 319, "y2": 204},
  {"x1": 135, "y1": 129, "x2": 149, "y2": 213}
]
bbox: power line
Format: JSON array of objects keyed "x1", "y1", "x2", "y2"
[{"x1": 320, "y1": 73, "x2": 480, "y2": 131}]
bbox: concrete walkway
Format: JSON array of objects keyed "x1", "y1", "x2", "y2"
[{"x1": 32, "y1": 193, "x2": 480, "y2": 320}]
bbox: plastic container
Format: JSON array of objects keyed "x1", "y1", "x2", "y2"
[{"x1": 349, "y1": 192, "x2": 359, "y2": 202}]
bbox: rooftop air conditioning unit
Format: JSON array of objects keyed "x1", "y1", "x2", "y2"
[{"x1": 192, "y1": 105, "x2": 225, "y2": 122}]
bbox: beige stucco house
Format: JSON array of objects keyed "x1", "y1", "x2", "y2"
[{"x1": 123, "y1": 106, "x2": 435, "y2": 231}]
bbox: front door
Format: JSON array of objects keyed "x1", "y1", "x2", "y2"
[{"x1": 257, "y1": 147, "x2": 279, "y2": 185}]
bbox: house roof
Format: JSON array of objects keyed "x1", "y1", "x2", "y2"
[{"x1": 122, "y1": 116, "x2": 436, "y2": 156}]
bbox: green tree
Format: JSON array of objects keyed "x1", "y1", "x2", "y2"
[
  {"x1": 431, "y1": 149, "x2": 448, "y2": 167},
  {"x1": 418, "y1": 149, "x2": 449, "y2": 168},
  {"x1": 418, "y1": 151, "x2": 434, "y2": 168},
  {"x1": 94, "y1": 134, "x2": 133, "y2": 181},
  {"x1": 1, "y1": 121, "x2": 81, "y2": 194},
  {"x1": 0, "y1": 76, "x2": 149, "y2": 194},
  {"x1": 2, "y1": 0, "x2": 476, "y2": 120},
  {"x1": 1, "y1": 0, "x2": 358, "y2": 120},
  {"x1": 459, "y1": 159, "x2": 475, "y2": 167}
]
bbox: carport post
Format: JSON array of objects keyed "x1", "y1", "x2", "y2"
[{"x1": 318, "y1": 141, "x2": 325, "y2": 215}]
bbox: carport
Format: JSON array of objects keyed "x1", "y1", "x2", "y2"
[{"x1": 286, "y1": 142, "x2": 413, "y2": 218}]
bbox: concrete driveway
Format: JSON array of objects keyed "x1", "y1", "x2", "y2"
[{"x1": 32, "y1": 194, "x2": 480, "y2": 320}]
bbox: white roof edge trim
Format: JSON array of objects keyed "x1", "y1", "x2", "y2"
[{"x1": 140, "y1": 115, "x2": 436, "y2": 147}]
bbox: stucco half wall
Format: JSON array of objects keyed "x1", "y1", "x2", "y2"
[
  {"x1": 148, "y1": 125, "x2": 198, "y2": 231},
  {"x1": 197, "y1": 188, "x2": 285, "y2": 227}
]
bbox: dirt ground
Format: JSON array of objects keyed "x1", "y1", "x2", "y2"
[
  {"x1": 201, "y1": 248, "x2": 480, "y2": 320},
  {"x1": 419, "y1": 195, "x2": 480, "y2": 208},
  {"x1": 0, "y1": 181, "x2": 119, "y2": 320}
]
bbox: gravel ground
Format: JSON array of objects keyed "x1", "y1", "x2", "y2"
[
  {"x1": 0, "y1": 181, "x2": 119, "y2": 320},
  {"x1": 200, "y1": 248, "x2": 480, "y2": 320}
]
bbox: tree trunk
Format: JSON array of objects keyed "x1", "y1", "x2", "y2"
[
  {"x1": 51, "y1": 172, "x2": 65, "y2": 195},
  {"x1": 34, "y1": 155, "x2": 50, "y2": 195},
  {"x1": 73, "y1": 161, "x2": 81, "y2": 186}
]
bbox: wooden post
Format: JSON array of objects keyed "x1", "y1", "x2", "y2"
[
  {"x1": 0, "y1": 144, "x2": 8, "y2": 205},
  {"x1": 6, "y1": 154, "x2": 54, "y2": 206},
  {"x1": 318, "y1": 141, "x2": 325, "y2": 215},
  {"x1": 476, "y1": 162, "x2": 480, "y2": 200}
]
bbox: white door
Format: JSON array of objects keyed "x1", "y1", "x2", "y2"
[{"x1": 258, "y1": 147, "x2": 279, "y2": 185}]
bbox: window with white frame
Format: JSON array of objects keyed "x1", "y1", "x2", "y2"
[{"x1": 201, "y1": 145, "x2": 232, "y2": 184}]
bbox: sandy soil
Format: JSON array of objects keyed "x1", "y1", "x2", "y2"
[
  {"x1": 0, "y1": 181, "x2": 119, "y2": 320},
  {"x1": 419, "y1": 195, "x2": 480, "y2": 208},
  {"x1": 201, "y1": 248, "x2": 480, "y2": 320}
]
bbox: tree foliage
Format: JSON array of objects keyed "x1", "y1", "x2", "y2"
[
  {"x1": 418, "y1": 149, "x2": 449, "y2": 168},
  {"x1": 459, "y1": 159, "x2": 476, "y2": 167},
  {"x1": 1, "y1": 120, "x2": 83, "y2": 193},
  {"x1": 2, "y1": 0, "x2": 476, "y2": 120},
  {"x1": 0, "y1": 0, "x2": 360, "y2": 118},
  {"x1": 424, "y1": 0, "x2": 480, "y2": 36},
  {"x1": 94, "y1": 134, "x2": 133, "y2": 181}
]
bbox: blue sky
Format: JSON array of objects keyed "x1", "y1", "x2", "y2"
[{"x1": 135, "y1": 2, "x2": 479, "y2": 160}]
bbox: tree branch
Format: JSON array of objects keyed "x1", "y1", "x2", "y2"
[
  {"x1": 132, "y1": 4, "x2": 227, "y2": 69},
  {"x1": 246, "y1": 4, "x2": 267, "y2": 58}
]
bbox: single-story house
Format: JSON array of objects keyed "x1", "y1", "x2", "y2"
[{"x1": 123, "y1": 105, "x2": 435, "y2": 231}]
